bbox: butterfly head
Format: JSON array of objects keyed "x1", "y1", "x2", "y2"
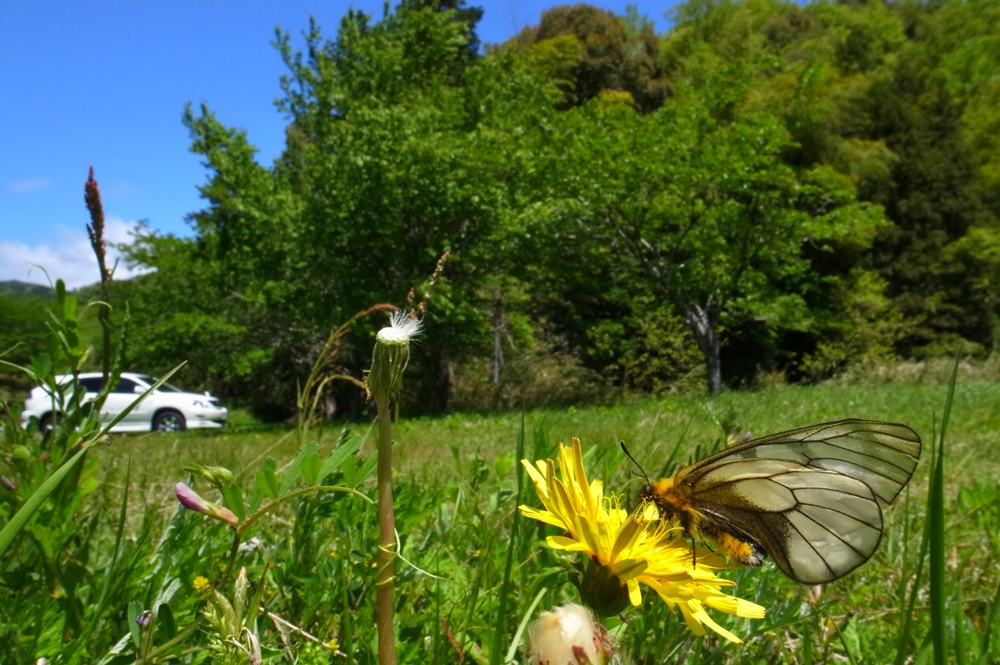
[{"x1": 620, "y1": 441, "x2": 659, "y2": 504}]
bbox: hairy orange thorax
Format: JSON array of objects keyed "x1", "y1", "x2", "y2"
[{"x1": 640, "y1": 477, "x2": 695, "y2": 525}]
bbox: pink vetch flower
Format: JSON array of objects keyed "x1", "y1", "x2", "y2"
[
  {"x1": 174, "y1": 482, "x2": 238, "y2": 526},
  {"x1": 520, "y1": 438, "x2": 766, "y2": 643}
]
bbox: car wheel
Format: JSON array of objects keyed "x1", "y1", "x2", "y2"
[
  {"x1": 153, "y1": 410, "x2": 186, "y2": 432},
  {"x1": 39, "y1": 413, "x2": 59, "y2": 434}
]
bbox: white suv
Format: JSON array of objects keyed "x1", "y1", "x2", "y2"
[{"x1": 21, "y1": 372, "x2": 228, "y2": 433}]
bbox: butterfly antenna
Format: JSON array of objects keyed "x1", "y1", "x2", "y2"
[{"x1": 619, "y1": 441, "x2": 650, "y2": 485}]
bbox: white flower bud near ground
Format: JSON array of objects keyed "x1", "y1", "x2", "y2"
[
  {"x1": 233, "y1": 567, "x2": 249, "y2": 629},
  {"x1": 527, "y1": 603, "x2": 613, "y2": 665}
]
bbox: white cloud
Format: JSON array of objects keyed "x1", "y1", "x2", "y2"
[
  {"x1": 0, "y1": 218, "x2": 152, "y2": 290},
  {"x1": 7, "y1": 177, "x2": 53, "y2": 193}
]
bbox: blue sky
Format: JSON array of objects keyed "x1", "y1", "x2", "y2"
[{"x1": 1, "y1": 1, "x2": 675, "y2": 288}]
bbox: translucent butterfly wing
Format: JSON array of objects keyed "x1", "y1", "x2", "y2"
[
  {"x1": 678, "y1": 419, "x2": 922, "y2": 504},
  {"x1": 674, "y1": 420, "x2": 921, "y2": 583},
  {"x1": 687, "y1": 458, "x2": 885, "y2": 583}
]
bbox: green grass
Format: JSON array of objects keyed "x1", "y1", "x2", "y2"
[
  {"x1": 0, "y1": 380, "x2": 1000, "y2": 664},
  {"x1": 99, "y1": 379, "x2": 1000, "y2": 493},
  {"x1": 6, "y1": 378, "x2": 1000, "y2": 663}
]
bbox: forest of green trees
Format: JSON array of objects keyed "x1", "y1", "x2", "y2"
[{"x1": 14, "y1": 0, "x2": 998, "y2": 420}]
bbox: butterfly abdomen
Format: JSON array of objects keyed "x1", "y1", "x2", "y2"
[
  {"x1": 694, "y1": 516, "x2": 768, "y2": 567},
  {"x1": 642, "y1": 478, "x2": 768, "y2": 567}
]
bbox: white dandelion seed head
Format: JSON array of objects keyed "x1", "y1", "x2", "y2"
[
  {"x1": 367, "y1": 309, "x2": 422, "y2": 399},
  {"x1": 378, "y1": 310, "x2": 423, "y2": 344}
]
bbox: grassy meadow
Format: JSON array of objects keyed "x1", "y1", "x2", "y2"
[
  {"x1": 6, "y1": 0, "x2": 1000, "y2": 658},
  {"x1": 68, "y1": 374, "x2": 1000, "y2": 664}
]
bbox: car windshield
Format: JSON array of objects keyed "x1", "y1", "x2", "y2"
[{"x1": 137, "y1": 375, "x2": 184, "y2": 393}]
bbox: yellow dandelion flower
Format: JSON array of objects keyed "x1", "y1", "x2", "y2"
[
  {"x1": 192, "y1": 575, "x2": 211, "y2": 593},
  {"x1": 520, "y1": 438, "x2": 765, "y2": 644}
]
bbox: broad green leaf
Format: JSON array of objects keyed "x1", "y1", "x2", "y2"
[
  {"x1": 280, "y1": 442, "x2": 319, "y2": 495},
  {"x1": 221, "y1": 483, "x2": 247, "y2": 522},
  {"x1": 128, "y1": 600, "x2": 143, "y2": 648},
  {"x1": 345, "y1": 449, "x2": 377, "y2": 488},
  {"x1": 339, "y1": 454, "x2": 360, "y2": 487},
  {"x1": 156, "y1": 602, "x2": 177, "y2": 643},
  {"x1": 256, "y1": 458, "x2": 280, "y2": 499},
  {"x1": 318, "y1": 435, "x2": 362, "y2": 480},
  {"x1": 301, "y1": 453, "x2": 322, "y2": 486}
]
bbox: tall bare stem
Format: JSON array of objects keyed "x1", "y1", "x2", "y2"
[
  {"x1": 374, "y1": 392, "x2": 397, "y2": 665},
  {"x1": 365, "y1": 311, "x2": 421, "y2": 665}
]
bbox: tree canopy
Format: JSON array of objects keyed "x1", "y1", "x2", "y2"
[{"x1": 101, "y1": 0, "x2": 999, "y2": 417}]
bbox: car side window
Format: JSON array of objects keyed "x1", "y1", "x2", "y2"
[
  {"x1": 79, "y1": 377, "x2": 102, "y2": 393},
  {"x1": 116, "y1": 379, "x2": 139, "y2": 394}
]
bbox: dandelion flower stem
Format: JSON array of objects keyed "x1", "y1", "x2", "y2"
[
  {"x1": 375, "y1": 392, "x2": 397, "y2": 665},
  {"x1": 366, "y1": 310, "x2": 420, "y2": 665}
]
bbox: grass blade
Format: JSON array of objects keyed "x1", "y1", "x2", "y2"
[
  {"x1": 0, "y1": 440, "x2": 92, "y2": 559},
  {"x1": 928, "y1": 358, "x2": 959, "y2": 665},
  {"x1": 490, "y1": 414, "x2": 527, "y2": 665},
  {"x1": 976, "y1": 576, "x2": 1000, "y2": 665},
  {"x1": 505, "y1": 588, "x2": 548, "y2": 664},
  {"x1": 894, "y1": 487, "x2": 930, "y2": 665}
]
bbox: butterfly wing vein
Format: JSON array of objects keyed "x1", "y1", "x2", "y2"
[{"x1": 675, "y1": 419, "x2": 921, "y2": 584}]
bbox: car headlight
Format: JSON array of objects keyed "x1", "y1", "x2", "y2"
[{"x1": 193, "y1": 399, "x2": 210, "y2": 408}]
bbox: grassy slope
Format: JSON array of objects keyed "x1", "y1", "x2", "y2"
[
  {"x1": 95, "y1": 375, "x2": 999, "y2": 502},
  {"x1": 88, "y1": 378, "x2": 999, "y2": 662}
]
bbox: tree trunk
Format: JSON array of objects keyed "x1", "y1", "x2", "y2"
[{"x1": 685, "y1": 303, "x2": 723, "y2": 393}]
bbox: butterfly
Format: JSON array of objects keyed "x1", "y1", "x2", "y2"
[{"x1": 622, "y1": 419, "x2": 922, "y2": 584}]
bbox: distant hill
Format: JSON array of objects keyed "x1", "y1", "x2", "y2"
[{"x1": 0, "y1": 281, "x2": 55, "y2": 299}]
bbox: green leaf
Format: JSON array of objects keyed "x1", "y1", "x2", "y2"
[
  {"x1": 25, "y1": 524, "x2": 57, "y2": 560},
  {"x1": 157, "y1": 602, "x2": 176, "y2": 643},
  {"x1": 339, "y1": 454, "x2": 360, "y2": 487},
  {"x1": 345, "y1": 449, "x2": 377, "y2": 488},
  {"x1": 318, "y1": 435, "x2": 362, "y2": 480},
  {"x1": 256, "y1": 458, "x2": 279, "y2": 499},
  {"x1": 301, "y1": 453, "x2": 322, "y2": 486},
  {"x1": 246, "y1": 566, "x2": 269, "y2": 631},
  {"x1": 0, "y1": 438, "x2": 94, "y2": 560},
  {"x1": 280, "y1": 442, "x2": 319, "y2": 494},
  {"x1": 128, "y1": 600, "x2": 144, "y2": 648},
  {"x1": 221, "y1": 483, "x2": 247, "y2": 522},
  {"x1": 491, "y1": 416, "x2": 526, "y2": 665},
  {"x1": 977, "y1": 575, "x2": 1000, "y2": 665}
]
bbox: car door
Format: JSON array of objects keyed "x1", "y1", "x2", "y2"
[
  {"x1": 77, "y1": 376, "x2": 122, "y2": 429},
  {"x1": 103, "y1": 377, "x2": 155, "y2": 430},
  {"x1": 77, "y1": 377, "x2": 103, "y2": 419}
]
